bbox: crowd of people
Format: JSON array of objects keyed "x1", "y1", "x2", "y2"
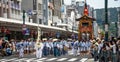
[
  {"x1": 91, "y1": 37, "x2": 120, "y2": 62},
  {"x1": 0, "y1": 36, "x2": 120, "y2": 62}
]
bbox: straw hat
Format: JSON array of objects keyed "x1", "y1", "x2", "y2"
[
  {"x1": 91, "y1": 40, "x2": 95, "y2": 43},
  {"x1": 53, "y1": 39, "x2": 58, "y2": 41},
  {"x1": 96, "y1": 37, "x2": 100, "y2": 40},
  {"x1": 42, "y1": 38, "x2": 47, "y2": 41},
  {"x1": 67, "y1": 38, "x2": 72, "y2": 40},
  {"x1": 95, "y1": 42, "x2": 98, "y2": 46}
]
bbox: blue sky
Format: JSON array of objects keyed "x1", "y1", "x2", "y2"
[{"x1": 64, "y1": 0, "x2": 120, "y2": 9}]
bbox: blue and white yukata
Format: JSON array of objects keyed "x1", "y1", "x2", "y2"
[
  {"x1": 59, "y1": 41, "x2": 64, "y2": 55},
  {"x1": 18, "y1": 42, "x2": 24, "y2": 58},
  {"x1": 53, "y1": 41, "x2": 58, "y2": 57},
  {"x1": 49, "y1": 42, "x2": 53, "y2": 55},
  {"x1": 73, "y1": 41, "x2": 79, "y2": 56}
]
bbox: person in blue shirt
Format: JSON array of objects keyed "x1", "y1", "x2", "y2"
[
  {"x1": 6, "y1": 46, "x2": 12, "y2": 56},
  {"x1": 18, "y1": 40, "x2": 24, "y2": 58},
  {"x1": 73, "y1": 40, "x2": 79, "y2": 56},
  {"x1": 43, "y1": 39, "x2": 48, "y2": 56},
  {"x1": 53, "y1": 39, "x2": 58, "y2": 57}
]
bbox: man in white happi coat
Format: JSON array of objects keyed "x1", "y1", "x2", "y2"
[
  {"x1": 35, "y1": 40, "x2": 44, "y2": 58},
  {"x1": 73, "y1": 40, "x2": 79, "y2": 56}
]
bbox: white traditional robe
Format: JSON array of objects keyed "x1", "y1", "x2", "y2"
[{"x1": 35, "y1": 42, "x2": 44, "y2": 58}]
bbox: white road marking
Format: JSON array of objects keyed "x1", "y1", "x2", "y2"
[
  {"x1": 85, "y1": 58, "x2": 94, "y2": 62},
  {"x1": 25, "y1": 58, "x2": 36, "y2": 62},
  {"x1": 1, "y1": 58, "x2": 18, "y2": 61},
  {"x1": 1, "y1": 61, "x2": 6, "y2": 62},
  {"x1": 80, "y1": 58, "x2": 88, "y2": 62},
  {"x1": 57, "y1": 58, "x2": 67, "y2": 61},
  {"x1": 0, "y1": 59, "x2": 6, "y2": 61},
  {"x1": 37, "y1": 58, "x2": 47, "y2": 61},
  {"x1": 46, "y1": 58, "x2": 57, "y2": 61},
  {"x1": 67, "y1": 58, "x2": 78, "y2": 61},
  {"x1": 14, "y1": 58, "x2": 27, "y2": 61},
  {"x1": 7, "y1": 58, "x2": 18, "y2": 61}
]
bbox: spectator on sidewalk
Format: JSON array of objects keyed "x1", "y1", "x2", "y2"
[
  {"x1": 0, "y1": 36, "x2": 4, "y2": 57},
  {"x1": 0, "y1": 36, "x2": 3, "y2": 49},
  {"x1": 6, "y1": 46, "x2": 12, "y2": 56}
]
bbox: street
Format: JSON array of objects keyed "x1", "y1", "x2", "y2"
[
  {"x1": 0, "y1": 0, "x2": 120, "y2": 62},
  {"x1": 0, "y1": 51, "x2": 93, "y2": 62}
]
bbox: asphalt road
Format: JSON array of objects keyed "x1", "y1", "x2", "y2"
[{"x1": 0, "y1": 51, "x2": 94, "y2": 62}]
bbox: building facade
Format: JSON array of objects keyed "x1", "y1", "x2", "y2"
[
  {"x1": 52, "y1": 0, "x2": 61, "y2": 19},
  {"x1": 21, "y1": 0, "x2": 43, "y2": 24},
  {"x1": 0, "y1": 0, "x2": 78, "y2": 40},
  {"x1": 0, "y1": 0, "x2": 22, "y2": 20}
]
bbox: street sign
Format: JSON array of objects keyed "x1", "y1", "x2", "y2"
[
  {"x1": 25, "y1": 28, "x2": 30, "y2": 35},
  {"x1": 56, "y1": 32, "x2": 60, "y2": 38}
]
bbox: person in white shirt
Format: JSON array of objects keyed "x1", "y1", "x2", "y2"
[
  {"x1": 35, "y1": 40, "x2": 44, "y2": 59},
  {"x1": 49, "y1": 40, "x2": 53, "y2": 55},
  {"x1": 111, "y1": 41, "x2": 117, "y2": 62},
  {"x1": 73, "y1": 40, "x2": 78, "y2": 56},
  {"x1": 60, "y1": 40, "x2": 63, "y2": 55}
]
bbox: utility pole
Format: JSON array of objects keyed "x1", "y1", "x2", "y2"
[
  {"x1": 115, "y1": 22, "x2": 118, "y2": 37},
  {"x1": 117, "y1": 8, "x2": 120, "y2": 37},
  {"x1": 22, "y1": 10, "x2": 26, "y2": 39},
  {"x1": 104, "y1": 0, "x2": 109, "y2": 41}
]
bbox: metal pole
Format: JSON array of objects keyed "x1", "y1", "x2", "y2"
[
  {"x1": 105, "y1": 0, "x2": 109, "y2": 41},
  {"x1": 23, "y1": 10, "x2": 26, "y2": 39},
  {"x1": 115, "y1": 22, "x2": 118, "y2": 37},
  {"x1": 23, "y1": 10, "x2": 25, "y2": 25},
  {"x1": 118, "y1": 8, "x2": 120, "y2": 37}
]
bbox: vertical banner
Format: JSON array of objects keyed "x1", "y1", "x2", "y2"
[{"x1": 33, "y1": 0, "x2": 37, "y2": 10}]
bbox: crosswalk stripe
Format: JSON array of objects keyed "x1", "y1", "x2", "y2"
[
  {"x1": 33, "y1": 60, "x2": 43, "y2": 62},
  {"x1": 14, "y1": 58, "x2": 27, "y2": 61},
  {"x1": 1, "y1": 58, "x2": 18, "y2": 61},
  {"x1": 1, "y1": 61, "x2": 5, "y2": 62},
  {"x1": 0, "y1": 57, "x2": 91, "y2": 62},
  {"x1": 25, "y1": 58, "x2": 36, "y2": 62},
  {"x1": 6, "y1": 58, "x2": 17, "y2": 61},
  {"x1": 85, "y1": 58, "x2": 94, "y2": 62},
  {"x1": 67, "y1": 58, "x2": 78, "y2": 61},
  {"x1": 0, "y1": 59, "x2": 6, "y2": 61},
  {"x1": 57, "y1": 58, "x2": 67, "y2": 61},
  {"x1": 37, "y1": 58, "x2": 47, "y2": 61},
  {"x1": 46, "y1": 58, "x2": 57, "y2": 61},
  {"x1": 80, "y1": 58, "x2": 88, "y2": 62}
]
